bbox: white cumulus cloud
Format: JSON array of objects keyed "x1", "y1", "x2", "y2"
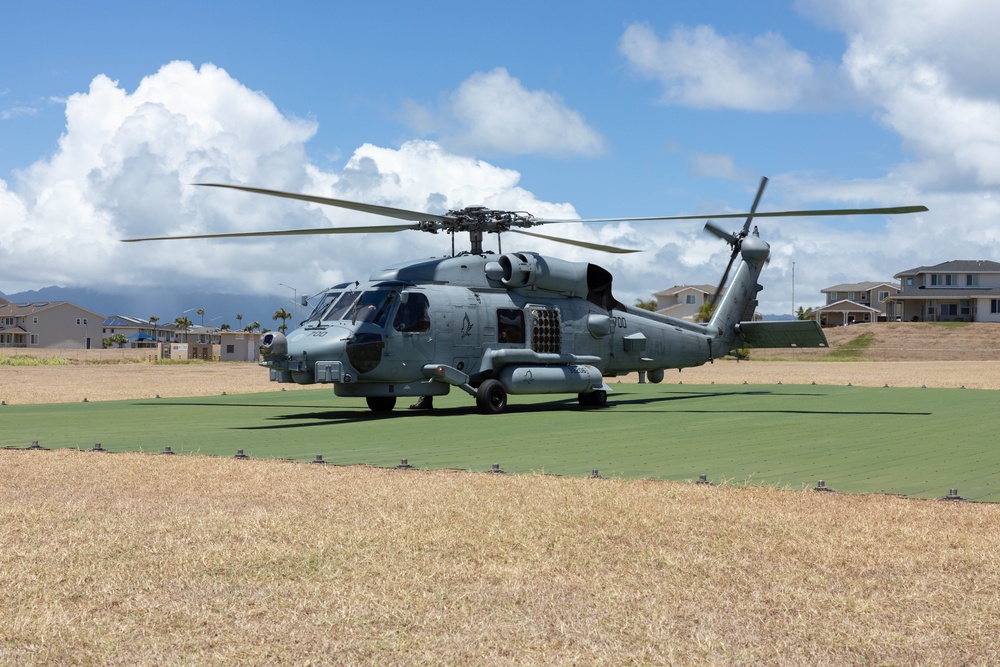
[
  {"x1": 404, "y1": 68, "x2": 606, "y2": 157},
  {"x1": 1, "y1": 61, "x2": 617, "y2": 302},
  {"x1": 619, "y1": 23, "x2": 818, "y2": 111}
]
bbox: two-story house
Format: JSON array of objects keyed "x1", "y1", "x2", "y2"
[
  {"x1": 0, "y1": 299, "x2": 105, "y2": 348},
  {"x1": 652, "y1": 284, "x2": 716, "y2": 321},
  {"x1": 813, "y1": 281, "x2": 900, "y2": 326},
  {"x1": 885, "y1": 260, "x2": 1000, "y2": 322}
]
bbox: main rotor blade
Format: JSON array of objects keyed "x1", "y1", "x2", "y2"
[
  {"x1": 122, "y1": 223, "x2": 418, "y2": 242},
  {"x1": 535, "y1": 204, "x2": 927, "y2": 225},
  {"x1": 508, "y1": 228, "x2": 641, "y2": 254},
  {"x1": 197, "y1": 183, "x2": 453, "y2": 224}
]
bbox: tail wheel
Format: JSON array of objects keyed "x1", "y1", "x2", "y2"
[
  {"x1": 366, "y1": 396, "x2": 397, "y2": 412},
  {"x1": 476, "y1": 379, "x2": 508, "y2": 414},
  {"x1": 578, "y1": 390, "x2": 608, "y2": 408}
]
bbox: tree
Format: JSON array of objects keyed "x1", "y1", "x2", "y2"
[
  {"x1": 634, "y1": 298, "x2": 657, "y2": 311},
  {"x1": 236, "y1": 313, "x2": 243, "y2": 329},
  {"x1": 174, "y1": 316, "x2": 192, "y2": 342},
  {"x1": 245, "y1": 321, "x2": 261, "y2": 333},
  {"x1": 149, "y1": 315, "x2": 159, "y2": 341},
  {"x1": 796, "y1": 306, "x2": 814, "y2": 321},
  {"x1": 273, "y1": 307, "x2": 291, "y2": 334},
  {"x1": 695, "y1": 301, "x2": 715, "y2": 323},
  {"x1": 102, "y1": 333, "x2": 128, "y2": 349},
  {"x1": 219, "y1": 323, "x2": 231, "y2": 331},
  {"x1": 197, "y1": 308, "x2": 205, "y2": 326}
]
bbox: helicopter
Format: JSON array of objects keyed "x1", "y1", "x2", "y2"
[{"x1": 124, "y1": 177, "x2": 927, "y2": 414}]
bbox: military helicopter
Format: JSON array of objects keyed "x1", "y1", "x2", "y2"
[{"x1": 124, "y1": 177, "x2": 926, "y2": 414}]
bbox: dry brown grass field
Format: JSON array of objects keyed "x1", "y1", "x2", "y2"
[
  {"x1": 3, "y1": 322, "x2": 1000, "y2": 664},
  {"x1": 3, "y1": 451, "x2": 999, "y2": 665}
]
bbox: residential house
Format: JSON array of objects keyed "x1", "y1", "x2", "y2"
[
  {"x1": 0, "y1": 299, "x2": 105, "y2": 349},
  {"x1": 885, "y1": 260, "x2": 1000, "y2": 322},
  {"x1": 652, "y1": 284, "x2": 716, "y2": 321},
  {"x1": 102, "y1": 315, "x2": 160, "y2": 347},
  {"x1": 813, "y1": 281, "x2": 900, "y2": 326}
]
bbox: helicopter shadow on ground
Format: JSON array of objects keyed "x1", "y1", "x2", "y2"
[
  {"x1": 609, "y1": 389, "x2": 932, "y2": 416},
  {"x1": 236, "y1": 398, "x2": 588, "y2": 430}
]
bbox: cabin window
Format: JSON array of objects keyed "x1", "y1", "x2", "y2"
[
  {"x1": 226, "y1": 345, "x2": 235, "y2": 354},
  {"x1": 961, "y1": 300, "x2": 970, "y2": 316},
  {"x1": 685, "y1": 294, "x2": 696, "y2": 304},
  {"x1": 497, "y1": 309, "x2": 525, "y2": 344},
  {"x1": 393, "y1": 293, "x2": 431, "y2": 333},
  {"x1": 967, "y1": 274, "x2": 979, "y2": 286},
  {"x1": 877, "y1": 291, "x2": 889, "y2": 301}
]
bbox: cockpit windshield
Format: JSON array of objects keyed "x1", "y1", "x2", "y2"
[
  {"x1": 321, "y1": 289, "x2": 397, "y2": 328},
  {"x1": 305, "y1": 290, "x2": 340, "y2": 322}
]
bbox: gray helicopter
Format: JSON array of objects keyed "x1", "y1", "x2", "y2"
[{"x1": 124, "y1": 177, "x2": 926, "y2": 414}]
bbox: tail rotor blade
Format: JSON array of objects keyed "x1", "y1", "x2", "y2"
[
  {"x1": 704, "y1": 220, "x2": 737, "y2": 244},
  {"x1": 742, "y1": 176, "x2": 768, "y2": 234}
]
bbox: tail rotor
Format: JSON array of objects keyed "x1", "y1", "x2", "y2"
[{"x1": 706, "y1": 177, "x2": 768, "y2": 308}]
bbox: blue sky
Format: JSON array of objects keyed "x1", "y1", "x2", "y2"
[{"x1": 2, "y1": 0, "x2": 998, "y2": 316}]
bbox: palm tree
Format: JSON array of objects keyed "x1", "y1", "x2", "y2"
[
  {"x1": 273, "y1": 307, "x2": 291, "y2": 334},
  {"x1": 236, "y1": 313, "x2": 243, "y2": 330},
  {"x1": 149, "y1": 315, "x2": 159, "y2": 342},
  {"x1": 197, "y1": 308, "x2": 205, "y2": 326},
  {"x1": 219, "y1": 323, "x2": 231, "y2": 331},
  {"x1": 251, "y1": 321, "x2": 261, "y2": 332},
  {"x1": 174, "y1": 315, "x2": 193, "y2": 342}
]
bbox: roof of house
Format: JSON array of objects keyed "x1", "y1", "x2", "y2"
[
  {"x1": 0, "y1": 300, "x2": 105, "y2": 319},
  {"x1": 822, "y1": 281, "x2": 898, "y2": 293},
  {"x1": 103, "y1": 315, "x2": 151, "y2": 327},
  {"x1": 894, "y1": 260, "x2": 1000, "y2": 277},
  {"x1": 814, "y1": 299, "x2": 881, "y2": 314},
  {"x1": 653, "y1": 284, "x2": 716, "y2": 297}
]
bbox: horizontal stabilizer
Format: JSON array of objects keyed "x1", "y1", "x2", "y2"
[{"x1": 735, "y1": 320, "x2": 829, "y2": 348}]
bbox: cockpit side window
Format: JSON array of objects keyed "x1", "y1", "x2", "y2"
[
  {"x1": 497, "y1": 308, "x2": 525, "y2": 344},
  {"x1": 393, "y1": 293, "x2": 431, "y2": 333},
  {"x1": 351, "y1": 291, "x2": 396, "y2": 327}
]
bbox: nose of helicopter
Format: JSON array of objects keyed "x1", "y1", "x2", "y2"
[{"x1": 265, "y1": 326, "x2": 385, "y2": 382}]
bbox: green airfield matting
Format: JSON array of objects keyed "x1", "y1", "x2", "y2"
[{"x1": 3, "y1": 382, "x2": 998, "y2": 501}]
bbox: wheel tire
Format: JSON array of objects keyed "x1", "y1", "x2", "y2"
[
  {"x1": 366, "y1": 396, "x2": 397, "y2": 412},
  {"x1": 578, "y1": 390, "x2": 608, "y2": 407},
  {"x1": 476, "y1": 379, "x2": 508, "y2": 414}
]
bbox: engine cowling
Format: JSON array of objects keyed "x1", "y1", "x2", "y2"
[{"x1": 485, "y1": 252, "x2": 593, "y2": 296}]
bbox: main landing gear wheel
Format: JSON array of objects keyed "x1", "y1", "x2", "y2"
[
  {"x1": 578, "y1": 390, "x2": 608, "y2": 407},
  {"x1": 366, "y1": 396, "x2": 397, "y2": 412},
  {"x1": 476, "y1": 379, "x2": 508, "y2": 415}
]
